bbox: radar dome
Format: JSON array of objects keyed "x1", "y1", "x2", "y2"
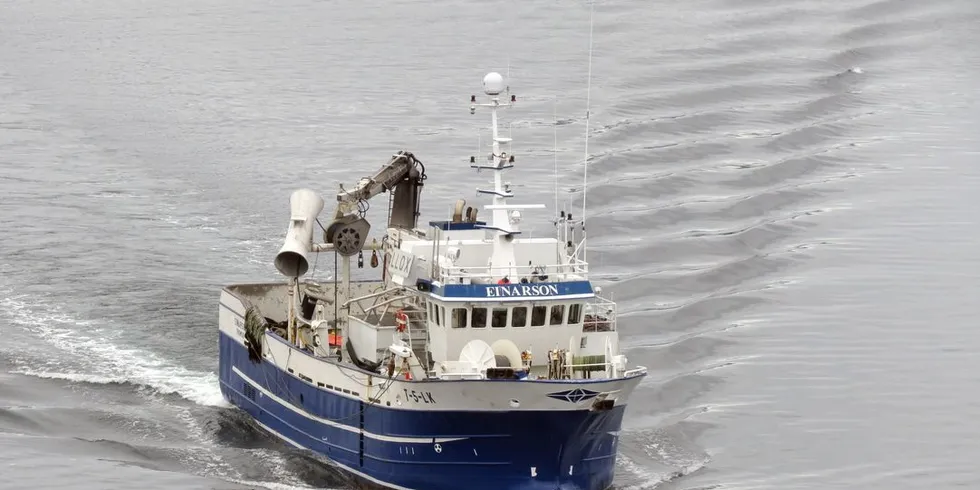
[{"x1": 483, "y1": 72, "x2": 504, "y2": 95}]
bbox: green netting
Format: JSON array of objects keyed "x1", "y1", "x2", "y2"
[
  {"x1": 244, "y1": 305, "x2": 267, "y2": 363},
  {"x1": 572, "y1": 354, "x2": 606, "y2": 374}
]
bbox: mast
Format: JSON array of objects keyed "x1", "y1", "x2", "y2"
[{"x1": 470, "y1": 73, "x2": 544, "y2": 282}]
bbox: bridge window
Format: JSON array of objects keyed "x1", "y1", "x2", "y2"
[
  {"x1": 512, "y1": 307, "x2": 527, "y2": 327},
  {"x1": 491, "y1": 308, "x2": 507, "y2": 328},
  {"x1": 584, "y1": 313, "x2": 614, "y2": 332},
  {"x1": 531, "y1": 306, "x2": 547, "y2": 327},
  {"x1": 550, "y1": 305, "x2": 565, "y2": 326},
  {"x1": 434, "y1": 305, "x2": 441, "y2": 326},
  {"x1": 440, "y1": 306, "x2": 447, "y2": 327},
  {"x1": 472, "y1": 307, "x2": 487, "y2": 328},
  {"x1": 452, "y1": 308, "x2": 467, "y2": 328},
  {"x1": 568, "y1": 304, "x2": 582, "y2": 324}
]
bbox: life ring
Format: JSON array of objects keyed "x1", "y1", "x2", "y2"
[{"x1": 395, "y1": 309, "x2": 408, "y2": 332}]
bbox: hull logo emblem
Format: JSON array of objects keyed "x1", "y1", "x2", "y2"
[{"x1": 546, "y1": 388, "x2": 600, "y2": 403}]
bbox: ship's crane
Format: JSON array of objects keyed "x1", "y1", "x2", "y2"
[
  {"x1": 271, "y1": 151, "x2": 426, "y2": 361},
  {"x1": 322, "y1": 151, "x2": 426, "y2": 257}
]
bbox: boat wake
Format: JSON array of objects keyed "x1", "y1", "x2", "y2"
[
  {"x1": 222, "y1": 479, "x2": 322, "y2": 490},
  {"x1": 11, "y1": 369, "x2": 225, "y2": 408},
  {"x1": 0, "y1": 292, "x2": 227, "y2": 408},
  {"x1": 614, "y1": 426, "x2": 710, "y2": 489}
]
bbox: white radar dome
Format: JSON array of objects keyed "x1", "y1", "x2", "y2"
[{"x1": 483, "y1": 72, "x2": 504, "y2": 95}]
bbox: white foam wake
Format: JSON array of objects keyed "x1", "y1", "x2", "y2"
[
  {"x1": 223, "y1": 478, "x2": 323, "y2": 490},
  {"x1": 1, "y1": 293, "x2": 229, "y2": 407},
  {"x1": 616, "y1": 453, "x2": 708, "y2": 490},
  {"x1": 613, "y1": 425, "x2": 711, "y2": 490}
]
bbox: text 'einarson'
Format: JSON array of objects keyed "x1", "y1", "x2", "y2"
[{"x1": 485, "y1": 284, "x2": 561, "y2": 297}]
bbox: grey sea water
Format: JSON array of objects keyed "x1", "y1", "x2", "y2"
[{"x1": 2, "y1": 0, "x2": 979, "y2": 488}]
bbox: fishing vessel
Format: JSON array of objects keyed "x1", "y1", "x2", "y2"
[{"x1": 217, "y1": 71, "x2": 648, "y2": 490}]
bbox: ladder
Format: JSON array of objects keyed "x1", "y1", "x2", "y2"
[{"x1": 402, "y1": 309, "x2": 431, "y2": 373}]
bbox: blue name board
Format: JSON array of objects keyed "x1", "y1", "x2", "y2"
[
  {"x1": 487, "y1": 283, "x2": 560, "y2": 297},
  {"x1": 434, "y1": 280, "x2": 594, "y2": 300}
]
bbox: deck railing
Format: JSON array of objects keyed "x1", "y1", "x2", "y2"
[
  {"x1": 436, "y1": 258, "x2": 589, "y2": 282},
  {"x1": 584, "y1": 296, "x2": 616, "y2": 332}
]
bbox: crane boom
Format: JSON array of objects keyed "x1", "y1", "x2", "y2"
[
  {"x1": 323, "y1": 151, "x2": 426, "y2": 256},
  {"x1": 336, "y1": 151, "x2": 421, "y2": 207}
]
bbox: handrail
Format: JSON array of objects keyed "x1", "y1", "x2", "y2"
[
  {"x1": 437, "y1": 259, "x2": 589, "y2": 281},
  {"x1": 567, "y1": 361, "x2": 608, "y2": 368},
  {"x1": 623, "y1": 366, "x2": 648, "y2": 377},
  {"x1": 563, "y1": 360, "x2": 613, "y2": 380},
  {"x1": 363, "y1": 294, "x2": 413, "y2": 313},
  {"x1": 341, "y1": 286, "x2": 402, "y2": 308},
  {"x1": 583, "y1": 295, "x2": 617, "y2": 332}
]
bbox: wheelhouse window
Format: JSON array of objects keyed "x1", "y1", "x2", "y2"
[
  {"x1": 472, "y1": 307, "x2": 487, "y2": 328},
  {"x1": 568, "y1": 303, "x2": 582, "y2": 324},
  {"x1": 531, "y1": 305, "x2": 547, "y2": 327},
  {"x1": 452, "y1": 308, "x2": 467, "y2": 328},
  {"x1": 550, "y1": 305, "x2": 565, "y2": 326},
  {"x1": 512, "y1": 306, "x2": 527, "y2": 327},
  {"x1": 584, "y1": 310, "x2": 614, "y2": 332},
  {"x1": 491, "y1": 307, "x2": 508, "y2": 328}
]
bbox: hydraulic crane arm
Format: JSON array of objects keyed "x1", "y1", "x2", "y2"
[
  {"x1": 324, "y1": 151, "x2": 426, "y2": 256},
  {"x1": 335, "y1": 151, "x2": 422, "y2": 211}
]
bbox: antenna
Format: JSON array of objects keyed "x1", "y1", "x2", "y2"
[
  {"x1": 554, "y1": 96, "x2": 559, "y2": 221},
  {"x1": 581, "y1": 0, "x2": 595, "y2": 263},
  {"x1": 506, "y1": 0, "x2": 514, "y2": 84},
  {"x1": 581, "y1": 1, "x2": 595, "y2": 222}
]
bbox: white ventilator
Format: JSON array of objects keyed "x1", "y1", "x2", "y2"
[{"x1": 274, "y1": 188, "x2": 325, "y2": 277}]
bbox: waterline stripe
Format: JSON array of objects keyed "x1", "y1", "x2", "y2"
[{"x1": 232, "y1": 366, "x2": 466, "y2": 445}]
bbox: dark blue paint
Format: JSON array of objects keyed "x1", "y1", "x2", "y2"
[
  {"x1": 428, "y1": 220, "x2": 488, "y2": 230},
  {"x1": 434, "y1": 280, "x2": 594, "y2": 299},
  {"x1": 219, "y1": 331, "x2": 625, "y2": 490}
]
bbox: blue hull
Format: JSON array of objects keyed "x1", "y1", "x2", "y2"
[{"x1": 218, "y1": 331, "x2": 624, "y2": 490}]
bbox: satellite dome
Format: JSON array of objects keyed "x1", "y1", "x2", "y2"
[{"x1": 483, "y1": 72, "x2": 504, "y2": 95}]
